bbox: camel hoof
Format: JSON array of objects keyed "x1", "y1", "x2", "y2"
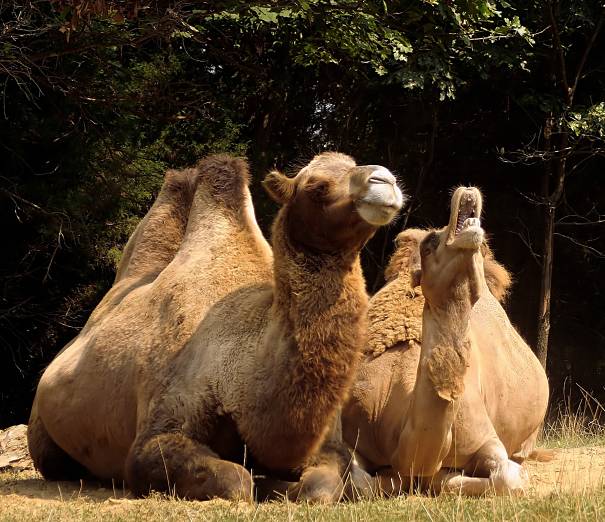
[
  {"x1": 345, "y1": 465, "x2": 377, "y2": 500},
  {"x1": 288, "y1": 466, "x2": 343, "y2": 504},
  {"x1": 208, "y1": 464, "x2": 254, "y2": 502}
]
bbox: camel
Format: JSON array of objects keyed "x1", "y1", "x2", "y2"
[
  {"x1": 342, "y1": 186, "x2": 549, "y2": 496},
  {"x1": 28, "y1": 152, "x2": 404, "y2": 502}
]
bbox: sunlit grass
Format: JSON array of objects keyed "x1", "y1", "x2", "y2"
[
  {"x1": 2, "y1": 392, "x2": 605, "y2": 521},
  {"x1": 1, "y1": 486, "x2": 605, "y2": 522},
  {"x1": 541, "y1": 385, "x2": 605, "y2": 449}
]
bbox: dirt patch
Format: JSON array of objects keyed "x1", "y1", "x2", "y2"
[{"x1": 525, "y1": 446, "x2": 605, "y2": 496}]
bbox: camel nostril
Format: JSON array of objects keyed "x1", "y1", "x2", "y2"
[
  {"x1": 369, "y1": 175, "x2": 390, "y2": 185},
  {"x1": 368, "y1": 168, "x2": 396, "y2": 186}
]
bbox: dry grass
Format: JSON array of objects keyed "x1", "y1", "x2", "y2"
[
  {"x1": 1, "y1": 470, "x2": 605, "y2": 522},
  {"x1": 541, "y1": 385, "x2": 605, "y2": 448},
  {"x1": 2, "y1": 396, "x2": 605, "y2": 521}
]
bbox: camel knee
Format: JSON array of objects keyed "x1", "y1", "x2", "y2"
[{"x1": 467, "y1": 440, "x2": 528, "y2": 495}]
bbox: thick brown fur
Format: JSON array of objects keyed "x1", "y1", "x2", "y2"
[
  {"x1": 29, "y1": 152, "x2": 403, "y2": 503},
  {"x1": 482, "y1": 242, "x2": 512, "y2": 303},
  {"x1": 195, "y1": 154, "x2": 250, "y2": 211},
  {"x1": 366, "y1": 229, "x2": 425, "y2": 357}
]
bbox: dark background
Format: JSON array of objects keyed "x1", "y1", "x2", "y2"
[{"x1": 1, "y1": 1, "x2": 604, "y2": 427}]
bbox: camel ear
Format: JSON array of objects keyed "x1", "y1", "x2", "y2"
[
  {"x1": 411, "y1": 269, "x2": 421, "y2": 288},
  {"x1": 263, "y1": 170, "x2": 295, "y2": 204}
]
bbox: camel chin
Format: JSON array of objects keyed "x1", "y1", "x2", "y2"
[
  {"x1": 356, "y1": 178, "x2": 404, "y2": 227},
  {"x1": 357, "y1": 201, "x2": 402, "y2": 227}
]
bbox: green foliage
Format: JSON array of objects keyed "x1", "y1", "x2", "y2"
[
  {"x1": 569, "y1": 103, "x2": 605, "y2": 140},
  {"x1": 1, "y1": 0, "x2": 604, "y2": 425},
  {"x1": 184, "y1": 0, "x2": 535, "y2": 100}
]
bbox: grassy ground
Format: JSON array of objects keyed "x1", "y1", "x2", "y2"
[
  {"x1": 1, "y1": 486, "x2": 605, "y2": 522},
  {"x1": 2, "y1": 443, "x2": 605, "y2": 521},
  {"x1": 2, "y1": 398, "x2": 605, "y2": 522},
  {"x1": 1, "y1": 474, "x2": 605, "y2": 521},
  {"x1": 540, "y1": 391, "x2": 605, "y2": 450}
]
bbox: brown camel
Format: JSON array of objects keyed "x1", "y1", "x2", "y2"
[
  {"x1": 342, "y1": 187, "x2": 549, "y2": 496},
  {"x1": 28, "y1": 152, "x2": 404, "y2": 502}
]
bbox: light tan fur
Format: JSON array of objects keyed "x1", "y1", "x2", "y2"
[
  {"x1": 343, "y1": 187, "x2": 549, "y2": 496},
  {"x1": 28, "y1": 152, "x2": 403, "y2": 503}
]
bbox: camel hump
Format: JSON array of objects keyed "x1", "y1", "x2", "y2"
[
  {"x1": 527, "y1": 448, "x2": 556, "y2": 462},
  {"x1": 195, "y1": 154, "x2": 250, "y2": 210}
]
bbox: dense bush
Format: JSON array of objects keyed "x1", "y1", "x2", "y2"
[{"x1": 1, "y1": 1, "x2": 604, "y2": 425}]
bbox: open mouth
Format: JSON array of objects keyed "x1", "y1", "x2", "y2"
[
  {"x1": 446, "y1": 187, "x2": 484, "y2": 247},
  {"x1": 454, "y1": 192, "x2": 481, "y2": 236}
]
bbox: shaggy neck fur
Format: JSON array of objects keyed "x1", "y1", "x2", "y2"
[
  {"x1": 266, "y1": 211, "x2": 368, "y2": 462},
  {"x1": 422, "y1": 280, "x2": 474, "y2": 402}
]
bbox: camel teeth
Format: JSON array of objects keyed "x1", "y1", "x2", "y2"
[{"x1": 462, "y1": 217, "x2": 481, "y2": 229}]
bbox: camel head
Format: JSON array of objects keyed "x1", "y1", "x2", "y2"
[
  {"x1": 418, "y1": 186, "x2": 486, "y2": 310},
  {"x1": 263, "y1": 152, "x2": 404, "y2": 254}
]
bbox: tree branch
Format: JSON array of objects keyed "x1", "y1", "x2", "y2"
[
  {"x1": 554, "y1": 232, "x2": 605, "y2": 258},
  {"x1": 546, "y1": 0, "x2": 571, "y2": 104},
  {"x1": 570, "y1": 6, "x2": 605, "y2": 102}
]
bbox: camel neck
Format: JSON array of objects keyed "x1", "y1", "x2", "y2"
[
  {"x1": 267, "y1": 216, "x2": 367, "y2": 440},
  {"x1": 271, "y1": 216, "x2": 366, "y2": 328},
  {"x1": 391, "y1": 292, "x2": 472, "y2": 477},
  {"x1": 420, "y1": 285, "x2": 474, "y2": 404}
]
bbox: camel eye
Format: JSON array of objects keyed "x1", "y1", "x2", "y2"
[
  {"x1": 305, "y1": 178, "x2": 332, "y2": 201},
  {"x1": 421, "y1": 232, "x2": 438, "y2": 257}
]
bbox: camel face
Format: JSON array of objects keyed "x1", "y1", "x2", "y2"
[
  {"x1": 420, "y1": 187, "x2": 486, "y2": 308},
  {"x1": 445, "y1": 186, "x2": 484, "y2": 249},
  {"x1": 264, "y1": 152, "x2": 403, "y2": 253},
  {"x1": 350, "y1": 165, "x2": 405, "y2": 226}
]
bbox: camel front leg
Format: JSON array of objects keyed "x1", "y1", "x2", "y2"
[
  {"x1": 125, "y1": 432, "x2": 252, "y2": 501},
  {"x1": 391, "y1": 394, "x2": 456, "y2": 479},
  {"x1": 435, "y1": 439, "x2": 528, "y2": 496},
  {"x1": 288, "y1": 413, "x2": 376, "y2": 503}
]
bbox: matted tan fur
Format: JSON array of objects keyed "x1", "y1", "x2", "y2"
[
  {"x1": 28, "y1": 152, "x2": 403, "y2": 503},
  {"x1": 343, "y1": 187, "x2": 549, "y2": 497}
]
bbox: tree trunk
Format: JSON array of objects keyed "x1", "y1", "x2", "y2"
[
  {"x1": 536, "y1": 202, "x2": 555, "y2": 368},
  {"x1": 536, "y1": 116, "x2": 567, "y2": 370}
]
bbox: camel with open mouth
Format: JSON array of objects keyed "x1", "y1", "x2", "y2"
[{"x1": 343, "y1": 187, "x2": 549, "y2": 495}]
